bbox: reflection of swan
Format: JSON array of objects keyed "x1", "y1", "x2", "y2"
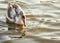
[{"x1": 6, "y1": 3, "x2": 24, "y2": 24}]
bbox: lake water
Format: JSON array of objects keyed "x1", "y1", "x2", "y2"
[{"x1": 0, "y1": 0, "x2": 60, "y2": 43}]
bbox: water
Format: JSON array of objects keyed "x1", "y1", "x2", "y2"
[{"x1": 0, "y1": 0, "x2": 60, "y2": 43}]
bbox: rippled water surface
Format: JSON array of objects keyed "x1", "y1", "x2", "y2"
[{"x1": 0, "y1": 0, "x2": 60, "y2": 43}]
